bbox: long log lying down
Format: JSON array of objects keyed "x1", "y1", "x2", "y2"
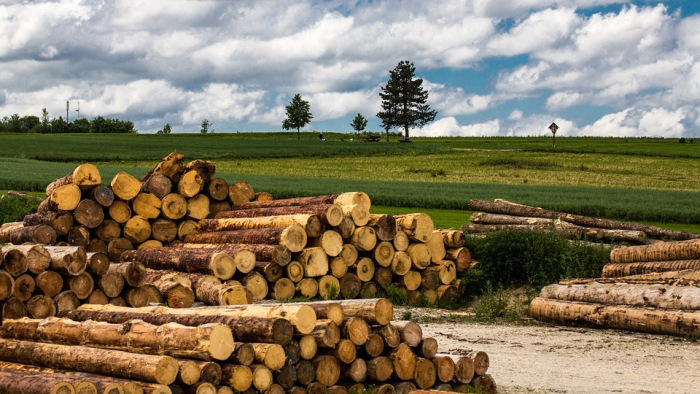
[
  {"x1": 469, "y1": 199, "x2": 700, "y2": 241},
  {"x1": 394, "y1": 214, "x2": 434, "y2": 243},
  {"x1": 184, "y1": 225, "x2": 308, "y2": 253},
  {"x1": 120, "y1": 248, "x2": 236, "y2": 280},
  {"x1": 0, "y1": 368, "x2": 77, "y2": 394},
  {"x1": 610, "y1": 239, "x2": 700, "y2": 264},
  {"x1": 223, "y1": 192, "x2": 371, "y2": 211},
  {"x1": 45, "y1": 164, "x2": 101, "y2": 196},
  {"x1": 63, "y1": 302, "x2": 315, "y2": 336},
  {"x1": 8, "y1": 224, "x2": 57, "y2": 245},
  {"x1": 529, "y1": 297, "x2": 700, "y2": 337},
  {"x1": 328, "y1": 298, "x2": 394, "y2": 326},
  {"x1": 539, "y1": 282, "x2": 700, "y2": 310},
  {"x1": 0, "y1": 222, "x2": 23, "y2": 243},
  {"x1": 2, "y1": 244, "x2": 51, "y2": 274},
  {"x1": 197, "y1": 215, "x2": 324, "y2": 238},
  {"x1": 0, "y1": 337, "x2": 179, "y2": 385},
  {"x1": 215, "y1": 204, "x2": 345, "y2": 227},
  {"x1": 22, "y1": 211, "x2": 73, "y2": 235},
  {"x1": 181, "y1": 243, "x2": 291, "y2": 266},
  {"x1": 0, "y1": 317, "x2": 235, "y2": 361},
  {"x1": 602, "y1": 260, "x2": 700, "y2": 278},
  {"x1": 559, "y1": 276, "x2": 700, "y2": 287},
  {"x1": 464, "y1": 221, "x2": 604, "y2": 240}
]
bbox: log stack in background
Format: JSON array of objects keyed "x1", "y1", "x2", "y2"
[
  {"x1": 530, "y1": 239, "x2": 700, "y2": 337},
  {"x1": 466, "y1": 199, "x2": 700, "y2": 245},
  {"x1": 0, "y1": 298, "x2": 496, "y2": 393}
]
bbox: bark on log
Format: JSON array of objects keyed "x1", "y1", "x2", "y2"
[
  {"x1": 0, "y1": 317, "x2": 235, "y2": 361},
  {"x1": 0, "y1": 337, "x2": 179, "y2": 385},
  {"x1": 540, "y1": 282, "x2": 700, "y2": 310},
  {"x1": 47, "y1": 246, "x2": 88, "y2": 276},
  {"x1": 0, "y1": 368, "x2": 77, "y2": 394},
  {"x1": 217, "y1": 205, "x2": 345, "y2": 227},
  {"x1": 602, "y1": 260, "x2": 700, "y2": 278},
  {"x1": 198, "y1": 215, "x2": 323, "y2": 239},
  {"x1": 0, "y1": 270, "x2": 14, "y2": 301},
  {"x1": 181, "y1": 243, "x2": 291, "y2": 266},
  {"x1": 141, "y1": 173, "x2": 173, "y2": 199},
  {"x1": 184, "y1": 225, "x2": 307, "y2": 253},
  {"x1": 9, "y1": 224, "x2": 57, "y2": 245},
  {"x1": 610, "y1": 239, "x2": 700, "y2": 264},
  {"x1": 121, "y1": 248, "x2": 236, "y2": 280},
  {"x1": 436, "y1": 229, "x2": 465, "y2": 248},
  {"x1": 141, "y1": 152, "x2": 185, "y2": 184},
  {"x1": 23, "y1": 211, "x2": 73, "y2": 236},
  {"x1": 302, "y1": 320, "x2": 341, "y2": 348},
  {"x1": 228, "y1": 181, "x2": 255, "y2": 205},
  {"x1": 529, "y1": 297, "x2": 700, "y2": 337},
  {"x1": 225, "y1": 192, "x2": 370, "y2": 212}
]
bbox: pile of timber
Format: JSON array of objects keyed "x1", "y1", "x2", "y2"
[
  {"x1": 530, "y1": 239, "x2": 700, "y2": 337},
  {"x1": 0, "y1": 244, "x2": 153, "y2": 325},
  {"x1": 0, "y1": 153, "x2": 272, "y2": 262},
  {"x1": 466, "y1": 199, "x2": 700, "y2": 244},
  {"x1": 175, "y1": 193, "x2": 470, "y2": 306},
  {"x1": 0, "y1": 298, "x2": 496, "y2": 393}
]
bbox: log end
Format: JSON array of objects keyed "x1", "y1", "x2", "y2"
[
  {"x1": 156, "y1": 356, "x2": 180, "y2": 385},
  {"x1": 209, "y1": 324, "x2": 235, "y2": 361}
]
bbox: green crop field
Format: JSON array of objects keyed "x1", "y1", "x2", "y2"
[{"x1": 0, "y1": 132, "x2": 698, "y2": 232}]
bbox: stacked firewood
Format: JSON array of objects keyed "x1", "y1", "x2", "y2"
[
  {"x1": 530, "y1": 239, "x2": 700, "y2": 337},
  {"x1": 0, "y1": 244, "x2": 152, "y2": 324},
  {"x1": 466, "y1": 199, "x2": 700, "y2": 244},
  {"x1": 0, "y1": 298, "x2": 496, "y2": 393},
  {"x1": 164, "y1": 192, "x2": 470, "y2": 305}
]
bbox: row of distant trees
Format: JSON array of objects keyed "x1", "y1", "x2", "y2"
[
  {"x1": 0, "y1": 108, "x2": 136, "y2": 134},
  {"x1": 283, "y1": 60, "x2": 437, "y2": 141}
]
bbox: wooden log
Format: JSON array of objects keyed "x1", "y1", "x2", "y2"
[
  {"x1": 287, "y1": 301, "x2": 345, "y2": 326},
  {"x1": 470, "y1": 374, "x2": 497, "y2": 394},
  {"x1": 392, "y1": 231, "x2": 409, "y2": 252},
  {"x1": 46, "y1": 164, "x2": 101, "y2": 196},
  {"x1": 221, "y1": 364, "x2": 253, "y2": 392},
  {"x1": 334, "y1": 298, "x2": 394, "y2": 326},
  {"x1": 342, "y1": 204, "x2": 369, "y2": 227},
  {"x1": 602, "y1": 260, "x2": 700, "y2": 278},
  {"x1": 123, "y1": 215, "x2": 152, "y2": 244},
  {"x1": 286, "y1": 261, "x2": 305, "y2": 283},
  {"x1": 85, "y1": 288, "x2": 108, "y2": 305},
  {"x1": 334, "y1": 217, "x2": 356, "y2": 239},
  {"x1": 217, "y1": 204, "x2": 344, "y2": 227},
  {"x1": 242, "y1": 271, "x2": 269, "y2": 301},
  {"x1": 195, "y1": 360, "x2": 222, "y2": 385},
  {"x1": 275, "y1": 364, "x2": 297, "y2": 389},
  {"x1": 366, "y1": 356, "x2": 393, "y2": 382},
  {"x1": 110, "y1": 172, "x2": 142, "y2": 201},
  {"x1": 284, "y1": 340, "x2": 301, "y2": 365},
  {"x1": 187, "y1": 194, "x2": 210, "y2": 221},
  {"x1": 254, "y1": 191, "x2": 274, "y2": 201},
  {"x1": 67, "y1": 272, "x2": 94, "y2": 299},
  {"x1": 87, "y1": 239, "x2": 108, "y2": 254},
  {"x1": 530, "y1": 297, "x2": 700, "y2": 336},
  {"x1": 0, "y1": 317, "x2": 235, "y2": 361},
  {"x1": 350, "y1": 227, "x2": 377, "y2": 252},
  {"x1": 141, "y1": 173, "x2": 173, "y2": 199},
  {"x1": 361, "y1": 281, "x2": 379, "y2": 299},
  {"x1": 122, "y1": 286, "x2": 149, "y2": 307},
  {"x1": 132, "y1": 193, "x2": 163, "y2": 220},
  {"x1": 413, "y1": 357, "x2": 436, "y2": 389},
  {"x1": 64, "y1": 303, "x2": 315, "y2": 336},
  {"x1": 309, "y1": 231, "x2": 343, "y2": 257},
  {"x1": 109, "y1": 261, "x2": 146, "y2": 287},
  {"x1": 318, "y1": 275, "x2": 340, "y2": 300},
  {"x1": 330, "y1": 257, "x2": 348, "y2": 278},
  {"x1": 231, "y1": 342, "x2": 256, "y2": 365},
  {"x1": 73, "y1": 199, "x2": 105, "y2": 229},
  {"x1": 141, "y1": 152, "x2": 185, "y2": 183},
  {"x1": 303, "y1": 320, "x2": 341, "y2": 348},
  {"x1": 432, "y1": 354, "x2": 455, "y2": 383},
  {"x1": 97, "y1": 271, "x2": 125, "y2": 298},
  {"x1": 90, "y1": 185, "x2": 115, "y2": 207},
  {"x1": 251, "y1": 343, "x2": 286, "y2": 371},
  {"x1": 53, "y1": 291, "x2": 79, "y2": 315},
  {"x1": 540, "y1": 282, "x2": 700, "y2": 310},
  {"x1": 148, "y1": 219, "x2": 176, "y2": 243},
  {"x1": 339, "y1": 244, "x2": 358, "y2": 266},
  {"x1": 435, "y1": 229, "x2": 465, "y2": 248},
  {"x1": 47, "y1": 246, "x2": 88, "y2": 276},
  {"x1": 445, "y1": 247, "x2": 471, "y2": 273},
  {"x1": 9, "y1": 224, "x2": 57, "y2": 245},
  {"x1": 66, "y1": 226, "x2": 90, "y2": 247},
  {"x1": 392, "y1": 321, "x2": 422, "y2": 347},
  {"x1": 298, "y1": 335, "x2": 318, "y2": 360},
  {"x1": 108, "y1": 200, "x2": 132, "y2": 224},
  {"x1": 437, "y1": 284, "x2": 460, "y2": 307},
  {"x1": 610, "y1": 239, "x2": 700, "y2": 264},
  {"x1": 403, "y1": 270, "x2": 422, "y2": 291},
  {"x1": 452, "y1": 355, "x2": 475, "y2": 384},
  {"x1": 228, "y1": 181, "x2": 255, "y2": 205},
  {"x1": 145, "y1": 271, "x2": 196, "y2": 309},
  {"x1": 178, "y1": 170, "x2": 204, "y2": 198},
  {"x1": 184, "y1": 160, "x2": 216, "y2": 184},
  {"x1": 296, "y1": 278, "x2": 319, "y2": 299},
  {"x1": 159, "y1": 193, "x2": 187, "y2": 221},
  {"x1": 176, "y1": 359, "x2": 202, "y2": 385},
  {"x1": 121, "y1": 248, "x2": 236, "y2": 280},
  {"x1": 296, "y1": 247, "x2": 328, "y2": 278},
  {"x1": 372, "y1": 242, "x2": 395, "y2": 268},
  {"x1": 436, "y1": 260, "x2": 457, "y2": 285},
  {"x1": 313, "y1": 355, "x2": 341, "y2": 387},
  {"x1": 391, "y1": 251, "x2": 411, "y2": 276},
  {"x1": 351, "y1": 257, "x2": 375, "y2": 282},
  {"x1": 0, "y1": 222, "x2": 23, "y2": 243},
  {"x1": 426, "y1": 232, "x2": 447, "y2": 263},
  {"x1": 96, "y1": 220, "x2": 122, "y2": 242},
  {"x1": 23, "y1": 211, "x2": 73, "y2": 235},
  {"x1": 0, "y1": 270, "x2": 14, "y2": 301},
  {"x1": 184, "y1": 225, "x2": 307, "y2": 253},
  {"x1": 363, "y1": 333, "x2": 385, "y2": 358},
  {"x1": 389, "y1": 343, "x2": 416, "y2": 381},
  {"x1": 2, "y1": 297, "x2": 27, "y2": 320},
  {"x1": 250, "y1": 364, "x2": 273, "y2": 392},
  {"x1": 206, "y1": 178, "x2": 229, "y2": 201},
  {"x1": 208, "y1": 200, "x2": 231, "y2": 219},
  {"x1": 0, "y1": 338, "x2": 179, "y2": 385},
  {"x1": 181, "y1": 243, "x2": 291, "y2": 266},
  {"x1": 12, "y1": 274, "x2": 35, "y2": 301},
  {"x1": 394, "y1": 214, "x2": 433, "y2": 243},
  {"x1": 226, "y1": 192, "x2": 370, "y2": 211},
  {"x1": 0, "y1": 368, "x2": 77, "y2": 394},
  {"x1": 468, "y1": 350, "x2": 489, "y2": 375},
  {"x1": 38, "y1": 184, "x2": 82, "y2": 212},
  {"x1": 366, "y1": 214, "x2": 396, "y2": 242},
  {"x1": 406, "y1": 244, "x2": 431, "y2": 270},
  {"x1": 294, "y1": 360, "x2": 315, "y2": 386},
  {"x1": 3, "y1": 248, "x2": 29, "y2": 277},
  {"x1": 342, "y1": 317, "x2": 370, "y2": 346},
  {"x1": 198, "y1": 215, "x2": 323, "y2": 239},
  {"x1": 339, "y1": 273, "x2": 361, "y2": 299}
]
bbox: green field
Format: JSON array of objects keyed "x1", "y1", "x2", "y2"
[{"x1": 0, "y1": 132, "x2": 698, "y2": 232}]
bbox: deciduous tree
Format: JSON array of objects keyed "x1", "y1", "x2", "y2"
[{"x1": 282, "y1": 93, "x2": 313, "y2": 140}]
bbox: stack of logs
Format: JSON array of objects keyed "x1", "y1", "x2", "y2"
[
  {"x1": 466, "y1": 199, "x2": 700, "y2": 245},
  {"x1": 0, "y1": 298, "x2": 496, "y2": 393},
  {"x1": 0, "y1": 152, "x2": 271, "y2": 263},
  {"x1": 530, "y1": 239, "x2": 700, "y2": 337},
  {"x1": 0, "y1": 244, "x2": 153, "y2": 324},
  {"x1": 164, "y1": 192, "x2": 471, "y2": 305}
]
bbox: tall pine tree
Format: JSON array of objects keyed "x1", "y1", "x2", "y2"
[{"x1": 377, "y1": 60, "x2": 437, "y2": 141}]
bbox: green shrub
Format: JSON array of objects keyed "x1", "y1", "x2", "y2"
[
  {"x1": 0, "y1": 194, "x2": 40, "y2": 224},
  {"x1": 462, "y1": 229, "x2": 610, "y2": 291}
]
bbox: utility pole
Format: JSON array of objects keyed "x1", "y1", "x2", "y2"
[{"x1": 66, "y1": 100, "x2": 70, "y2": 123}]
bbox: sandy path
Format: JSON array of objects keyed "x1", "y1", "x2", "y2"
[{"x1": 397, "y1": 308, "x2": 700, "y2": 393}]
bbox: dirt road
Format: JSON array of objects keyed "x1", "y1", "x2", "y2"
[{"x1": 399, "y1": 308, "x2": 700, "y2": 393}]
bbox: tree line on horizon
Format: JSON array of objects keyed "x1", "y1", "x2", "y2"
[{"x1": 0, "y1": 109, "x2": 136, "y2": 134}]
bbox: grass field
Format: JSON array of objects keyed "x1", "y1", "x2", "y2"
[{"x1": 0, "y1": 133, "x2": 698, "y2": 231}]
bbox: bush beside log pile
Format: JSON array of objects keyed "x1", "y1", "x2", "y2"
[
  {"x1": 531, "y1": 239, "x2": 700, "y2": 337},
  {"x1": 0, "y1": 298, "x2": 497, "y2": 393}
]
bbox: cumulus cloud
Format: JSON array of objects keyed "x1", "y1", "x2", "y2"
[
  {"x1": 414, "y1": 117, "x2": 501, "y2": 137},
  {"x1": 580, "y1": 107, "x2": 689, "y2": 137}
]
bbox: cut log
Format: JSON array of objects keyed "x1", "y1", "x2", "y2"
[
  {"x1": 198, "y1": 215, "x2": 323, "y2": 238},
  {"x1": 221, "y1": 364, "x2": 253, "y2": 392},
  {"x1": 184, "y1": 225, "x2": 307, "y2": 253},
  {"x1": 390, "y1": 343, "x2": 416, "y2": 381},
  {"x1": 184, "y1": 160, "x2": 216, "y2": 184},
  {"x1": 391, "y1": 252, "x2": 411, "y2": 276},
  {"x1": 159, "y1": 193, "x2": 187, "y2": 221},
  {"x1": 23, "y1": 211, "x2": 73, "y2": 235},
  {"x1": 339, "y1": 273, "x2": 361, "y2": 299},
  {"x1": 178, "y1": 170, "x2": 204, "y2": 198},
  {"x1": 53, "y1": 291, "x2": 79, "y2": 315},
  {"x1": 38, "y1": 184, "x2": 81, "y2": 212},
  {"x1": 0, "y1": 317, "x2": 234, "y2": 361},
  {"x1": 150, "y1": 219, "x2": 178, "y2": 243},
  {"x1": 109, "y1": 261, "x2": 146, "y2": 287},
  {"x1": 141, "y1": 173, "x2": 172, "y2": 199},
  {"x1": 437, "y1": 285, "x2": 460, "y2": 307},
  {"x1": 48, "y1": 246, "x2": 88, "y2": 276},
  {"x1": 416, "y1": 338, "x2": 437, "y2": 359},
  {"x1": 176, "y1": 359, "x2": 202, "y2": 385},
  {"x1": 452, "y1": 355, "x2": 475, "y2": 384},
  {"x1": 363, "y1": 333, "x2": 385, "y2": 358},
  {"x1": 284, "y1": 340, "x2": 301, "y2": 365},
  {"x1": 0, "y1": 270, "x2": 14, "y2": 301},
  {"x1": 330, "y1": 257, "x2": 348, "y2": 278},
  {"x1": 470, "y1": 373, "x2": 497, "y2": 394},
  {"x1": 286, "y1": 261, "x2": 305, "y2": 283},
  {"x1": 0, "y1": 368, "x2": 78, "y2": 394},
  {"x1": 0, "y1": 337, "x2": 179, "y2": 384},
  {"x1": 133, "y1": 193, "x2": 163, "y2": 220},
  {"x1": 217, "y1": 204, "x2": 344, "y2": 227},
  {"x1": 436, "y1": 229, "x2": 465, "y2": 248},
  {"x1": 12, "y1": 274, "x2": 35, "y2": 301},
  {"x1": 342, "y1": 204, "x2": 369, "y2": 226},
  {"x1": 303, "y1": 320, "x2": 341, "y2": 348},
  {"x1": 231, "y1": 342, "x2": 255, "y2": 365},
  {"x1": 334, "y1": 217, "x2": 356, "y2": 239},
  {"x1": 468, "y1": 350, "x2": 490, "y2": 375},
  {"x1": 66, "y1": 226, "x2": 90, "y2": 247},
  {"x1": 181, "y1": 243, "x2": 291, "y2": 266},
  {"x1": 432, "y1": 354, "x2": 455, "y2": 383},
  {"x1": 229, "y1": 181, "x2": 255, "y2": 205},
  {"x1": 336, "y1": 298, "x2": 394, "y2": 326},
  {"x1": 123, "y1": 286, "x2": 149, "y2": 307},
  {"x1": 426, "y1": 232, "x2": 446, "y2": 263},
  {"x1": 251, "y1": 343, "x2": 286, "y2": 370},
  {"x1": 350, "y1": 227, "x2": 377, "y2": 252},
  {"x1": 206, "y1": 178, "x2": 229, "y2": 201},
  {"x1": 407, "y1": 244, "x2": 430, "y2": 270},
  {"x1": 296, "y1": 278, "x2": 319, "y2": 299},
  {"x1": 9, "y1": 224, "x2": 57, "y2": 245},
  {"x1": 343, "y1": 357, "x2": 367, "y2": 383},
  {"x1": 289, "y1": 301, "x2": 345, "y2": 326},
  {"x1": 121, "y1": 248, "x2": 236, "y2": 280},
  {"x1": 2, "y1": 297, "x2": 27, "y2": 320},
  {"x1": 394, "y1": 214, "x2": 434, "y2": 243},
  {"x1": 242, "y1": 271, "x2": 269, "y2": 301},
  {"x1": 392, "y1": 321, "x2": 422, "y2": 347},
  {"x1": 318, "y1": 275, "x2": 340, "y2": 301},
  {"x1": 343, "y1": 317, "x2": 370, "y2": 346},
  {"x1": 96, "y1": 220, "x2": 122, "y2": 242},
  {"x1": 87, "y1": 288, "x2": 109, "y2": 304},
  {"x1": 436, "y1": 260, "x2": 457, "y2": 285},
  {"x1": 351, "y1": 257, "x2": 375, "y2": 282},
  {"x1": 393, "y1": 231, "x2": 410, "y2": 252},
  {"x1": 123, "y1": 215, "x2": 152, "y2": 244},
  {"x1": 187, "y1": 194, "x2": 210, "y2": 221},
  {"x1": 68, "y1": 272, "x2": 94, "y2": 299},
  {"x1": 366, "y1": 356, "x2": 393, "y2": 382},
  {"x1": 372, "y1": 242, "x2": 395, "y2": 268},
  {"x1": 177, "y1": 220, "x2": 198, "y2": 240},
  {"x1": 529, "y1": 297, "x2": 700, "y2": 337},
  {"x1": 195, "y1": 360, "x2": 222, "y2": 385},
  {"x1": 3, "y1": 249, "x2": 29, "y2": 277},
  {"x1": 108, "y1": 200, "x2": 132, "y2": 224},
  {"x1": 339, "y1": 244, "x2": 359, "y2": 267},
  {"x1": 272, "y1": 278, "x2": 295, "y2": 300},
  {"x1": 110, "y1": 172, "x2": 142, "y2": 201},
  {"x1": 367, "y1": 214, "x2": 396, "y2": 242},
  {"x1": 91, "y1": 185, "x2": 115, "y2": 207},
  {"x1": 46, "y1": 164, "x2": 101, "y2": 196},
  {"x1": 141, "y1": 152, "x2": 185, "y2": 183},
  {"x1": 602, "y1": 260, "x2": 700, "y2": 278},
  {"x1": 294, "y1": 360, "x2": 315, "y2": 386},
  {"x1": 97, "y1": 271, "x2": 125, "y2": 298},
  {"x1": 0, "y1": 223, "x2": 23, "y2": 243},
  {"x1": 299, "y1": 247, "x2": 329, "y2": 277},
  {"x1": 87, "y1": 239, "x2": 108, "y2": 254},
  {"x1": 254, "y1": 191, "x2": 274, "y2": 201},
  {"x1": 540, "y1": 282, "x2": 700, "y2": 310},
  {"x1": 413, "y1": 357, "x2": 437, "y2": 389},
  {"x1": 309, "y1": 230, "x2": 343, "y2": 257},
  {"x1": 298, "y1": 335, "x2": 318, "y2": 360},
  {"x1": 313, "y1": 355, "x2": 341, "y2": 387},
  {"x1": 72, "y1": 199, "x2": 104, "y2": 229},
  {"x1": 106, "y1": 238, "x2": 133, "y2": 263},
  {"x1": 275, "y1": 364, "x2": 297, "y2": 389},
  {"x1": 334, "y1": 338, "x2": 357, "y2": 364},
  {"x1": 610, "y1": 239, "x2": 700, "y2": 264}
]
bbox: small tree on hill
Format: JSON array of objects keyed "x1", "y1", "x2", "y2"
[
  {"x1": 158, "y1": 123, "x2": 172, "y2": 134},
  {"x1": 282, "y1": 93, "x2": 313, "y2": 140},
  {"x1": 350, "y1": 113, "x2": 368, "y2": 133},
  {"x1": 377, "y1": 60, "x2": 437, "y2": 141},
  {"x1": 200, "y1": 119, "x2": 211, "y2": 134}
]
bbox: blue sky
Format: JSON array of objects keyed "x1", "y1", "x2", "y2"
[{"x1": 1, "y1": 1, "x2": 699, "y2": 137}]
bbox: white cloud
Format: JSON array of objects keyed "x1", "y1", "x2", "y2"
[
  {"x1": 580, "y1": 107, "x2": 688, "y2": 137},
  {"x1": 509, "y1": 110, "x2": 523, "y2": 120},
  {"x1": 414, "y1": 117, "x2": 501, "y2": 137}
]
